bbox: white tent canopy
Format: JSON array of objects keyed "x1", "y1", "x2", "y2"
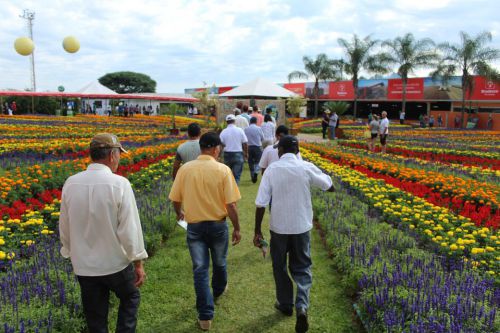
[
  {"x1": 219, "y1": 77, "x2": 297, "y2": 98},
  {"x1": 77, "y1": 81, "x2": 118, "y2": 95}
]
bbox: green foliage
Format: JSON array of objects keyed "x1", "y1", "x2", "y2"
[
  {"x1": 286, "y1": 95, "x2": 307, "y2": 117},
  {"x1": 3, "y1": 96, "x2": 61, "y2": 115},
  {"x1": 99, "y1": 71, "x2": 156, "y2": 93},
  {"x1": 323, "y1": 101, "x2": 350, "y2": 116}
]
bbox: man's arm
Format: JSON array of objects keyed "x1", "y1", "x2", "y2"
[
  {"x1": 242, "y1": 143, "x2": 248, "y2": 160},
  {"x1": 58, "y1": 192, "x2": 70, "y2": 258},
  {"x1": 254, "y1": 207, "x2": 265, "y2": 247},
  {"x1": 225, "y1": 202, "x2": 241, "y2": 245},
  {"x1": 172, "y1": 155, "x2": 182, "y2": 180},
  {"x1": 173, "y1": 201, "x2": 184, "y2": 221}
]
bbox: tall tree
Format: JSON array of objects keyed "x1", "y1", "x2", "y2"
[
  {"x1": 431, "y1": 31, "x2": 500, "y2": 128},
  {"x1": 99, "y1": 71, "x2": 156, "y2": 93},
  {"x1": 337, "y1": 34, "x2": 389, "y2": 118},
  {"x1": 382, "y1": 33, "x2": 438, "y2": 115},
  {"x1": 288, "y1": 54, "x2": 339, "y2": 117}
]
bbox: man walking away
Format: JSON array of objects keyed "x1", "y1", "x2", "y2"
[
  {"x1": 244, "y1": 117, "x2": 264, "y2": 183},
  {"x1": 59, "y1": 133, "x2": 147, "y2": 333},
  {"x1": 379, "y1": 111, "x2": 390, "y2": 154},
  {"x1": 172, "y1": 123, "x2": 202, "y2": 179},
  {"x1": 328, "y1": 111, "x2": 338, "y2": 140},
  {"x1": 169, "y1": 132, "x2": 242, "y2": 331},
  {"x1": 220, "y1": 114, "x2": 248, "y2": 184},
  {"x1": 235, "y1": 109, "x2": 249, "y2": 129},
  {"x1": 254, "y1": 135, "x2": 334, "y2": 333}
]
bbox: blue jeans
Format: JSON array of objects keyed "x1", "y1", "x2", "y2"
[
  {"x1": 223, "y1": 152, "x2": 244, "y2": 184},
  {"x1": 329, "y1": 126, "x2": 336, "y2": 139},
  {"x1": 187, "y1": 221, "x2": 229, "y2": 320},
  {"x1": 248, "y1": 146, "x2": 262, "y2": 175},
  {"x1": 270, "y1": 230, "x2": 312, "y2": 311}
]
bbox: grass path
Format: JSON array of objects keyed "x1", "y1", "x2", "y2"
[{"x1": 135, "y1": 169, "x2": 362, "y2": 333}]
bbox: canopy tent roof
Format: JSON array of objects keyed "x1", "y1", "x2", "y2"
[
  {"x1": 77, "y1": 81, "x2": 119, "y2": 95},
  {"x1": 219, "y1": 77, "x2": 297, "y2": 98}
]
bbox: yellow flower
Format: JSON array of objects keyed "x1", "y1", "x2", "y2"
[
  {"x1": 0, "y1": 251, "x2": 5, "y2": 260},
  {"x1": 447, "y1": 231, "x2": 454, "y2": 237},
  {"x1": 449, "y1": 244, "x2": 458, "y2": 251}
]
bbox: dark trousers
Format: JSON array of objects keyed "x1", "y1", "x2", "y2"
[
  {"x1": 248, "y1": 145, "x2": 263, "y2": 176},
  {"x1": 322, "y1": 124, "x2": 328, "y2": 139},
  {"x1": 270, "y1": 230, "x2": 312, "y2": 311},
  {"x1": 77, "y1": 264, "x2": 140, "y2": 333}
]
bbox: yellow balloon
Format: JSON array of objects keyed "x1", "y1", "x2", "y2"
[
  {"x1": 14, "y1": 37, "x2": 34, "y2": 56},
  {"x1": 62, "y1": 36, "x2": 80, "y2": 53}
]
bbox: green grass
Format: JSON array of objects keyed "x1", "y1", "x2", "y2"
[{"x1": 132, "y1": 167, "x2": 362, "y2": 333}]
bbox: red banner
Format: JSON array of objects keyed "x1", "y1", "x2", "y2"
[
  {"x1": 467, "y1": 76, "x2": 500, "y2": 100},
  {"x1": 283, "y1": 83, "x2": 305, "y2": 96},
  {"x1": 387, "y1": 78, "x2": 424, "y2": 100},
  {"x1": 329, "y1": 81, "x2": 354, "y2": 100},
  {"x1": 218, "y1": 86, "x2": 234, "y2": 94}
]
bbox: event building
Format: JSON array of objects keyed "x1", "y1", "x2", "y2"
[{"x1": 186, "y1": 75, "x2": 500, "y2": 130}]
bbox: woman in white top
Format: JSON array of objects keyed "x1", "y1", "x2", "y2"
[{"x1": 261, "y1": 115, "x2": 276, "y2": 149}]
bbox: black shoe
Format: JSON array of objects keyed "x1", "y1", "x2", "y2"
[
  {"x1": 251, "y1": 173, "x2": 258, "y2": 183},
  {"x1": 274, "y1": 302, "x2": 293, "y2": 316},
  {"x1": 295, "y1": 308, "x2": 308, "y2": 333}
]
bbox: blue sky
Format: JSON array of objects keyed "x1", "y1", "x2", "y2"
[{"x1": 0, "y1": 0, "x2": 499, "y2": 93}]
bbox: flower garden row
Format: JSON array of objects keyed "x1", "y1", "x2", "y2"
[
  {"x1": 303, "y1": 146, "x2": 499, "y2": 332},
  {"x1": 0, "y1": 127, "x2": 182, "y2": 332}
]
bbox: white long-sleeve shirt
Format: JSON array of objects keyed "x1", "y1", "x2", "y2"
[
  {"x1": 59, "y1": 163, "x2": 148, "y2": 276},
  {"x1": 255, "y1": 153, "x2": 332, "y2": 234}
]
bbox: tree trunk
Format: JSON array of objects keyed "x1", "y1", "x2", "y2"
[
  {"x1": 461, "y1": 73, "x2": 466, "y2": 129},
  {"x1": 314, "y1": 80, "x2": 319, "y2": 118},
  {"x1": 353, "y1": 79, "x2": 358, "y2": 119},
  {"x1": 402, "y1": 77, "x2": 407, "y2": 114}
]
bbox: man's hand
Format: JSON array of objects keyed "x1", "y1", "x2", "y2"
[
  {"x1": 176, "y1": 212, "x2": 185, "y2": 221},
  {"x1": 253, "y1": 232, "x2": 263, "y2": 248},
  {"x1": 134, "y1": 261, "x2": 146, "y2": 288},
  {"x1": 232, "y1": 229, "x2": 241, "y2": 245}
]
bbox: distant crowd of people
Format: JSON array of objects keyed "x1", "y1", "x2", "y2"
[{"x1": 2, "y1": 101, "x2": 16, "y2": 115}]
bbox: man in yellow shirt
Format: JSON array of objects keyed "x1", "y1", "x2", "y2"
[{"x1": 169, "y1": 132, "x2": 242, "y2": 331}]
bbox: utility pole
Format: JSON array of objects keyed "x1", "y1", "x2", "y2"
[{"x1": 20, "y1": 9, "x2": 36, "y2": 113}]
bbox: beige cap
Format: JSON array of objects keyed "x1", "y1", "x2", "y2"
[{"x1": 90, "y1": 133, "x2": 127, "y2": 153}]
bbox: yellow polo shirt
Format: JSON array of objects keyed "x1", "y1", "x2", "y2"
[{"x1": 168, "y1": 155, "x2": 241, "y2": 223}]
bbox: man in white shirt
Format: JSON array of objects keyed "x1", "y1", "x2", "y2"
[
  {"x1": 379, "y1": 111, "x2": 390, "y2": 154},
  {"x1": 220, "y1": 114, "x2": 248, "y2": 184},
  {"x1": 234, "y1": 109, "x2": 249, "y2": 129},
  {"x1": 59, "y1": 133, "x2": 147, "y2": 333},
  {"x1": 259, "y1": 125, "x2": 301, "y2": 175},
  {"x1": 254, "y1": 136, "x2": 334, "y2": 333},
  {"x1": 328, "y1": 111, "x2": 338, "y2": 140}
]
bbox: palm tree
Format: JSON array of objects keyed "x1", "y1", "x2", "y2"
[
  {"x1": 337, "y1": 34, "x2": 389, "y2": 118},
  {"x1": 288, "y1": 54, "x2": 339, "y2": 118},
  {"x1": 382, "y1": 33, "x2": 438, "y2": 115},
  {"x1": 431, "y1": 31, "x2": 500, "y2": 128}
]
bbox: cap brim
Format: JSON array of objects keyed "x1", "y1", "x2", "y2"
[{"x1": 119, "y1": 146, "x2": 128, "y2": 154}]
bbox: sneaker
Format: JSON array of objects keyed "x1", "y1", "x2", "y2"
[
  {"x1": 251, "y1": 173, "x2": 258, "y2": 183},
  {"x1": 274, "y1": 301, "x2": 293, "y2": 316},
  {"x1": 295, "y1": 308, "x2": 309, "y2": 333},
  {"x1": 198, "y1": 319, "x2": 212, "y2": 331}
]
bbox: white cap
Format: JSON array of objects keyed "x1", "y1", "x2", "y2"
[
  {"x1": 226, "y1": 114, "x2": 236, "y2": 121},
  {"x1": 248, "y1": 106, "x2": 253, "y2": 111}
]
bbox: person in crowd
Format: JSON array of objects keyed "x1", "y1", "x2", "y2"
[
  {"x1": 266, "y1": 108, "x2": 277, "y2": 125},
  {"x1": 321, "y1": 110, "x2": 330, "y2": 139},
  {"x1": 487, "y1": 114, "x2": 493, "y2": 130},
  {"x1": 220, "y1": 114, "x2": 248, "y2": 184},
  {"x1": 11, "y1": 101, "x2": 17, "y2": 114},
  {"x1": 234, "y1": 109, "x2": 249, "y2": 130},
  {"x1": 259, "y1": 125, "x2": 302, "y2": 175},
  {"x1": 429, "y1": 115, "x2": 435, "y2": 128},
  {"x1": 368, "y1": 115, "x2": 379, "y2": 152},
  {"x1": 368, "y1": 111, "x2": 373, "y2": 123},
  {"x1": 399, "y1": 110, "x2": 405, "y2": 125},
  {"x1": 261, "y1": 114, "x2": 276, "y2": 149},
  {"x1": 437, "y1": 114, "x2": 443, "y2": 127},
  {"x1": 251, "y1": 106, "x2": 264, "y2": 126},
  {"x1": 419, "y1": 114, "x2": 425, "y2": 128},
  {"x1": 254, "y1": 135, "x2": 334, "y2": 333},
  {"x1": 107, "y1": 104, "x2": 112, "y2": 116},
  {"x1": 454, "y1": 115, "x2": 461, "y2": 128},
  {"x1": 241, "y1": 105, "x2": 251, "y2": 122},
  {"x1": 235, "y1": 101, "x2": 243, "y2": 113},
  {"x1": 59, "y1": 133, "x2": 147, "y2": 333},
  {"x1": 328, "y1": 110, "x2": 338, "y2": 140},
  {"x1": 169, "y1": 132, "x2": 241, "y2": 331},
  {"x1": 172, "y1": 123, "x2": 202, "y2": 179},
  {"x1": 244, "y1": 117, "x2": 264, "y2": 183},
  {"x1": 379, "y1": 111, "x2": 390, "y2": 154},
  {"x1": 188, "y1": 106, "x2": 193, "y2": 117}
]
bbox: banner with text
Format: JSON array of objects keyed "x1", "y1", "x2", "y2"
[
  {"x1": 329, "y1": 81, "x2": 355, "y2": 100},
  {"x1": 467, "y1": 76, "x2": 500, "y2": 100},
  {"x1": 387, "y1": 78, "x2": 424, "y2": 100}
]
